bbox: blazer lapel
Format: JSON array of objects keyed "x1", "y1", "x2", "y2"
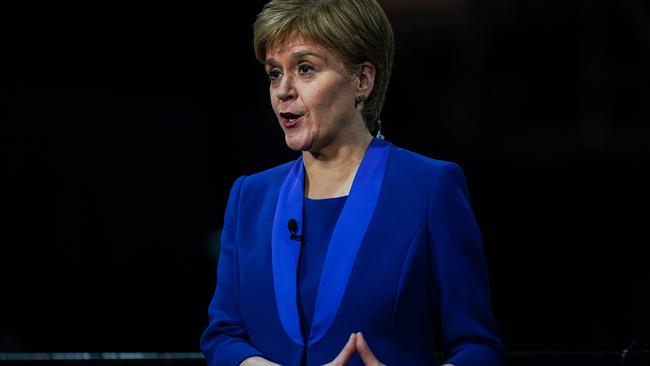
[
  {"x1": 309, "y1": 139, "x2": 390, "y2": 345},
  {"x1": 271, "y1": 156, "x2": 305, "y2": 346},
  {"x1": 271, "y1": 139, "x2": 391, "y2": 347}
]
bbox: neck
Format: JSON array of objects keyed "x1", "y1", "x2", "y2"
[{"x1": 302, "y1": 128, "x2": 373, "y2": 199}]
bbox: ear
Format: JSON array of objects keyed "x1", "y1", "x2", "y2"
[{"x1": 356, "y1": 62, "x2": 376, "y2": 97}]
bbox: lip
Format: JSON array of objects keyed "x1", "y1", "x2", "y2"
[{"x1": 279, "y1": 112, "x2": 304, "y2": 129}]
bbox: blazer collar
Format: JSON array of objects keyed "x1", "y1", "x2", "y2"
[{"x1": 271, "y1": 138, "x2": 391, "y2": 346}]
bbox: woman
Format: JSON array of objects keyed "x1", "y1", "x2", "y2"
[{"x1": 201, "y1": 0, "x2": 506, "y2": 365}]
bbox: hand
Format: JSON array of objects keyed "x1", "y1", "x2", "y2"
[
  {"x1": 321, "y1": 333, "x2": 358, "y2": 366},
  {"x1": 355, "y1": 332, "x2": 385, "y2": 366},
  {"x1": 322, "y1": 332, "x2": 387, "y2": 366},
  {"x1": 239, "y1": 356, "x2": 281, "y2": 366}
]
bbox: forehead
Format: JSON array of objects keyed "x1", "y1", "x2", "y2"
[{"x1": 265, "y1": 35, "x2": 332, "y2": 61}]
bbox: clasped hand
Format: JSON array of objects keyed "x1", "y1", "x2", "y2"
[
  {"x1": 240, "y1": 332, "x2": 385, "y2": 366},
  {"x1": 322, "y1": 332, "x2": 385, "y2": 366}
]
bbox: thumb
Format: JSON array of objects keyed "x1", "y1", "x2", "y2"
[
  {"x1": 356, "y1": 332, "x2": 379, "y2": 364},
  {"x1": 331, "y1": 333, "x2": 357, "y2": 365}
]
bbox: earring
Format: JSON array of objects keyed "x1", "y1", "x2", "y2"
[
  {"x1": 376, "y1": 119, "x2": 385, "y2": 140},
  {"x1": 355, "y1": 94, "x2": 367, "y2": 107}
]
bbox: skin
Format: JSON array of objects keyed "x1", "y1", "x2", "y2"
[
  {"x1": 241, "y1": 36, "x2": 455, "y2": 366},
  {"x1": 265, "y1": 35, "x2": 374, "y2": 199}
]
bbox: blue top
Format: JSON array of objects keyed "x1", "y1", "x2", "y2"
[
  {"x1": 298, "y1": 196, "x2": 347, "y2": 343},
  {"x1": 201, "y1": 141, "x2": 506, "y2": 366}
]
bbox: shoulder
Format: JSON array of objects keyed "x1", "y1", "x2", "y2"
[
  {"x1": 227, "y1": 159, "x2": 297, "y2": 202},
  {"x1": 222, "y1": 160, "x2": 298, "y2": 222},
  {"x1": 387, "y1": 142, "x2": 465, "y2": 185},
  {"x1": 241, "y1": 160, "x2": 295, "y2": 187}
]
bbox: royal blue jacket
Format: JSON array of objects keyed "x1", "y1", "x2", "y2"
[{"x1": 201, "y1": 142, "x2": 506, "y2": 365}]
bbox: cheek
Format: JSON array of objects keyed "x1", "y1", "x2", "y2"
[
  {"x1": 302, "y1": 87, "x2": 326, "y2": 112},
  {"x1": 269, "y1": 88, "x2": 280, "y2": 113},
  {"x1": 305, "y1": 83, "x2": 349, "y2": 116}
]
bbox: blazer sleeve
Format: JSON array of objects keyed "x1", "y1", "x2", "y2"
[
  {"x1": 201, "y1": 176, "x2": 264, "y2": 366},
  {"x1": 427, "y1": 163, "x2": 507, "y2": 366}
]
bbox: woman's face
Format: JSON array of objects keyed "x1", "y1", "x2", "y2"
[{"x1": 265, "y1": 36, "x2": 361, "y2": 152}]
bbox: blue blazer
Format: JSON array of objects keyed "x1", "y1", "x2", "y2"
[{"x1": 201, "y1": 142, "x2": 506, "y2": 366}]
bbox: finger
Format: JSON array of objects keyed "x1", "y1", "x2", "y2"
[
  {"x1": 355, "y1": 332, "x2": 379, "y2": 365},
  {"x1": 332, "y1": 333, "x2": 357, "y2": 365}
]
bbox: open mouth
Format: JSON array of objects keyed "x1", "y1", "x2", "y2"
[{"x1": 279, "y1": 112, "x2": 304, "y2": 128}]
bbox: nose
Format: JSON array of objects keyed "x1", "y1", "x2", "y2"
[{"x1": 275, "y1": 73, "x2": 296, "y2": 102}]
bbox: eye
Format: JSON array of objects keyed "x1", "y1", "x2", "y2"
[
  {"x1": 298, "y1": 64, "x2": 314, "y2": 75},
  {"x1": 267, "y1": 69, "x2": 282, "y2": 81}
]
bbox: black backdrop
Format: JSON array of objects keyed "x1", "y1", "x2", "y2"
[{"x1": 2, "y1": 0, "x2": 649, "y2": 355}]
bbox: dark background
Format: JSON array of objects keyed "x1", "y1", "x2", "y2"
[{"x1": 2, "y1": 0, "x2": 649, "y2": 356}]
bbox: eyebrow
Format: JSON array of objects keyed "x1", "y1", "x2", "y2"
[{"x1": 264, "y1": 51, "x2": 323, "y2": 66}]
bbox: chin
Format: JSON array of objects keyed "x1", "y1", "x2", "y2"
[{"x1": 284, "y1": 133, "x2": 313, "y2": 152}]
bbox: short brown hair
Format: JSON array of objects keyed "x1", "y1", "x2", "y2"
[{"x1": 253, "y1": 0, "x2": 394, "y2": 133}]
